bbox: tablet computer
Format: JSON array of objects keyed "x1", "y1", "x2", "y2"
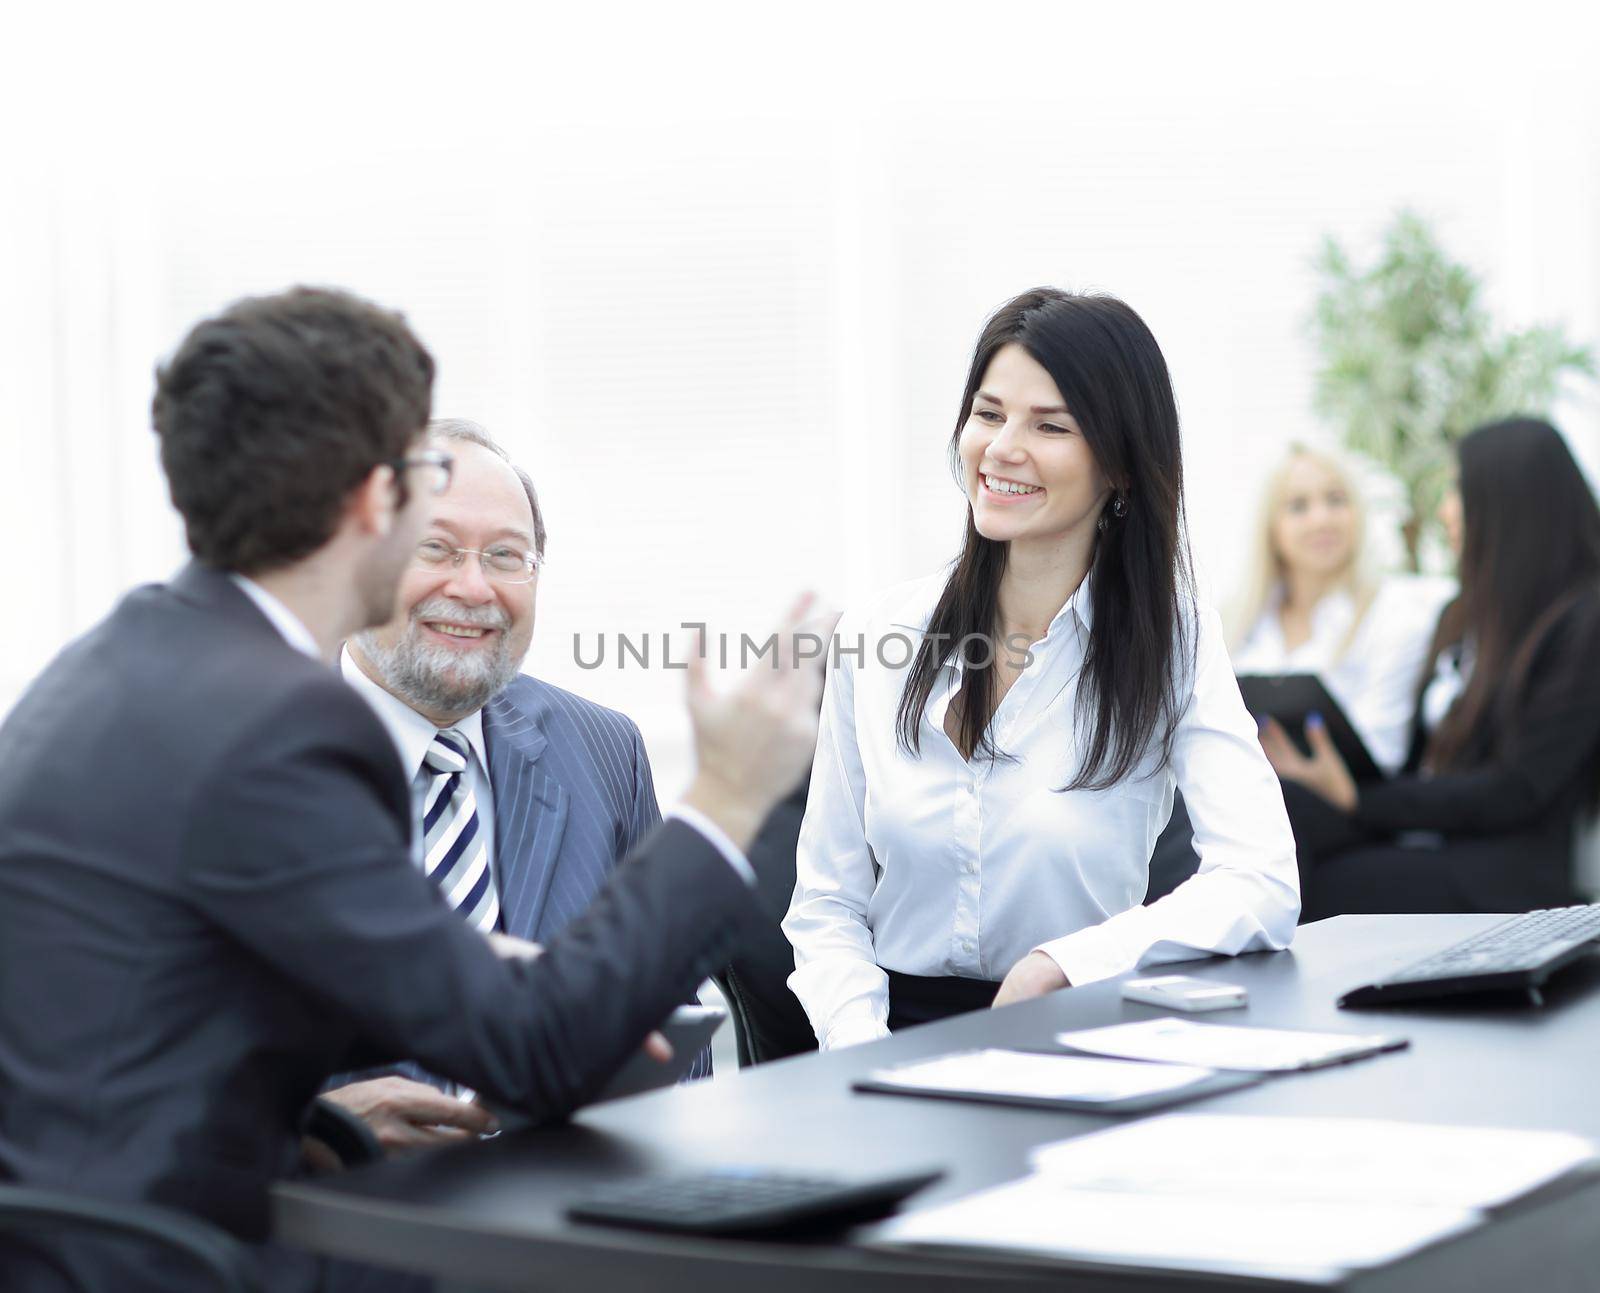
[
  {"x1": 484, "y1": 1004, "x2": 725, "y2": 1130},
  {"x1": 1236, "y1": 673, "x2": 1385, "y2": 783},
  {"x1": 593, "y1": 1004, "x2": 725, "y2": 1104}
]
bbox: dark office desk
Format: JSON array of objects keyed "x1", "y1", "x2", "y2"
[{"x1": 274, "y1": 915, "x2": 1600, "y2": 1291}]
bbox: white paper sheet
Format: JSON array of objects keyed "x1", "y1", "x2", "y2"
[
  {"x1": 872, "y1": 1113, "x2": 1597, "y2": 1282},
  {"x1": 1029, "y1": 1114, "x2": 1599, "y2": 1210},
  {"x1": 1057, "y1": 1016, "x2": 1403, "y2": 1071},
  {"x1": 874, "y1": 1177, "x2": 1477, "y2": 1284},
  {"x1": 864, "y1": 1048, "x2": 1215, "y2": 1103}
]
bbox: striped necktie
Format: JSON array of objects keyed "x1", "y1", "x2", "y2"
[{"x1": 418, "y1": 730, "x2": 500, "y2": 932}]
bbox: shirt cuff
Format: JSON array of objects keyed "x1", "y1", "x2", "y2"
[
  {"x1": 821, "y1": 1016, "x2": 893, "y2": 1051},
  {"x1": 667, "y1": 805, "x2": 756, "y2": 886},
  {"x1": 1033, "y1": 924, "x2": 1134, "y2": 989}
]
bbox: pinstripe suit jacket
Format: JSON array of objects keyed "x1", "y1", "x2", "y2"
[
  {"x1": 484, "y1": 676, "x2": 661, "y2": 947},
  {"x1": 333, "y1": 669, "x2": 711, "y2": 1086}
]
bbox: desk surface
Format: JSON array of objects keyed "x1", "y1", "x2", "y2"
[{"x1": 274, "y1": 915, "x2": 1600, "y2": 1292}]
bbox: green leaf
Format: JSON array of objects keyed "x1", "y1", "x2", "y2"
[{"x1": 1308, "y1": 212, "x2": 1595, "y2": 569}]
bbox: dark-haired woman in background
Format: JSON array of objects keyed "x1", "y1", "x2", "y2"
[
  {"x1": 783, "y1": 289, "x2": 1300, "y2": 1050},
  {"x1": 1262, "y1": 418, "x2": 1600, "y2": 920}
]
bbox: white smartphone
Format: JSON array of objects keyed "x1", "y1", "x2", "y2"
[{"x1": 1121, "y1": 975, "x2": 1248, "y2": 1012}]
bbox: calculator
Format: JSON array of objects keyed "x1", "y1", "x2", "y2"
[{"x1": 566, "y1": 1166, "x2": 945, "y2": 1236}]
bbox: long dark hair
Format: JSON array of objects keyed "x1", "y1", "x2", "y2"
[
  {"x1": 894, "y1": 288, "x2": 1194, "y2": 790},
  {"x1": 1425, "y1": 417, "x2": 1600, "y2": 771}
]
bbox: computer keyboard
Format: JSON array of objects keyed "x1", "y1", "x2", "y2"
[
  {"x1": 566, "y1": 1166, "x2": 944, "y2": 1236},
  {"x1": 1339, "y1": 905, "x2": 1600, "y2": 1007}
]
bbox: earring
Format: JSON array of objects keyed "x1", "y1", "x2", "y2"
[{"x1": 1112, "y1": 494, "x2": 1128, "y2": 518}]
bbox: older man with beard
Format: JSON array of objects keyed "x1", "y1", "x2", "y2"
[{"x1": 324, "y1": 419, "x2": 698, "y2": 1151}]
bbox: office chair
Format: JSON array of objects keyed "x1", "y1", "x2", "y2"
[
  {"x1": 1145, "y1": 791, "x2": 1200, "y2": 904},
  {"x1": 713, "y1": 962, "x2": 814, "y2": 1067},
  {"x1": 1574, "y1": 809, "x2": 1600, "y2": 903},
  {"x1": 0, "y1": 1096, "x2": 377, "y2": 1293},
  {"x1": 0, "y1": 1185, "x2": 258, "y2": 1293},
  {"x1": 714, "y1": 775, "x2": 818, "y2": 1066}
]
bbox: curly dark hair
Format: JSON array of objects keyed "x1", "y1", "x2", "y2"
[{"x1": 152, "y1": 286, "x2": 436, "y2": 574}]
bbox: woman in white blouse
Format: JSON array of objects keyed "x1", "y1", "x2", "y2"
[
  {"x1": 1230, "y1": 446, "x2": 1450, "y2": 775},
  {"x1": 783, "y1": 288, "x2": 1300, "y2": 1051}
]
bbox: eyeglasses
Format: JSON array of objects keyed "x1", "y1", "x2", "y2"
[
  {"x1": 413, "y1": 537, "x2": 542, "y2": 584},
  {"x1": 389, "y1": 449, "x2": 455, "y2": 498}
]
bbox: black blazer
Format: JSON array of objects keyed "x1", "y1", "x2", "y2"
[
  {"x1": 1349, "y1": 589, "x2": 1600, "y2": 910},
  {"x1": 0, "y1": 564, "x2": 757, "y2": 1291}
]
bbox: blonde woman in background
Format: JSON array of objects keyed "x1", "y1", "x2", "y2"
[
  {"x1": 1230, "y1": 446, "x2": 1449, "y2": 775},
  {"x1": 1145, "y1": 445, "x2": 1449, "y2": 907}
]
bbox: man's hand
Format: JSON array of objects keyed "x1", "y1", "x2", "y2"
[
  {"x1": 321, "y1": 1077, "x2": 498, "y2": 1155},
  {"x1": 1259, "y1": 713, "x2": 1358, "y2": 813},
  {"x1": 681, "y1": 594, "x2": 825, "y2": 850},
  {"x1": 992, "y1": 951, "x2": 1071, "y2": 1009},
  {"x1": 488, "y1": 932, "x2": 544, "y2": 960}
]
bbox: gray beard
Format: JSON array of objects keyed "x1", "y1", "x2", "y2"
[{"x1": 354, "y1": 599, "x2": 523, "y2": 719}]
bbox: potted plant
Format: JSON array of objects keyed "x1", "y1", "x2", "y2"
[{"x1": 1310, "y1": 211, "x2": 1593, "y2": 571}]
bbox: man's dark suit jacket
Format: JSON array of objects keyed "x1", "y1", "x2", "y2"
[
  {"x1": 0, "y1": 563, "x2": 757, "y2": 1291},
  {"x1": 471, "y1": 677, "x2": 715, "y2": 1077}
]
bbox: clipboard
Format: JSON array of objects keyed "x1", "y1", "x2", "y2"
[
  {"x1": 852, "y1": 1048, "x2": 1264, "y2": 1114},
  {"x1": 1236, "y1": 672, "x2": 1386, "y2": 783},
  {"x1": 1055, "y1": 1018, "x2": 1410, "y2": 1073}
]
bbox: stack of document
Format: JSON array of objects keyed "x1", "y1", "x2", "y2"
[
  {"x1": 872, "y1": 1114, "x2": 1597, "y2": 1283},
  {"x1": 856, "y1": 1018, "x2": 1410, "y2": 1114}
]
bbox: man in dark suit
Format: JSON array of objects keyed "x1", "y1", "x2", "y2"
[
  {"x1": 326, "y1": 419, "x2": 708, "y2": 1149},
  {"x1": 0, "y1": 288, "x2": 821, "y2": 1292}
]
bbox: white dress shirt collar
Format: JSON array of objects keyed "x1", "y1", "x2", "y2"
[
  {"x1": 338, "y1": 645, "x2": 489, "y2": 784},
  {"x1": 230, "y1": 575, "x2": 321, "y2": 660},
  {"x1": 1060, "y1": 569, "x2": 1094, "y2": 635},
  {"x1": 1014, "y1": 568, "x2": 1094, "y2": 641},
  {"x1": 902, "y1": 570, "x2": 1095, "y2": 683}
]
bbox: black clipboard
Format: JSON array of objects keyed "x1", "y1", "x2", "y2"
[{"x1": 1237, "y1": 673, "x2": 1386, "y2": 784}]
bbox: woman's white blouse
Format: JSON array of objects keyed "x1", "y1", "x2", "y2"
[
  {"x1": 783, "y1": 571, "x2": 1301, "y2": 1051},
  {"x1": 1231, "y1": 578, "x2": 1452, "y2": 775}
]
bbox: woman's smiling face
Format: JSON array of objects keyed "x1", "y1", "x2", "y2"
[
  {"x1": 958, "y1": 342, "x2": 1110, "y2": 548},
  {"x1": 1270, "y1": 453, "x2": 1357, "y2": 579}
]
